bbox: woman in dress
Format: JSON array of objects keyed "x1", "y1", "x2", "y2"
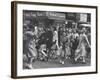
[
  {"x1": 75, "y1": 29, "x2": 91, "y2": 63},
  {"x1": 24, "y1": 30, "x2": 38, "y2": 69},
  {"x1": 65, "y1": 35, "x2": 71, "y2": 59}
]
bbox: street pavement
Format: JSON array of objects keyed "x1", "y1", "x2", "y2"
[{"x1": 23, "y1": 57, "x2": 91, "y2": 69}]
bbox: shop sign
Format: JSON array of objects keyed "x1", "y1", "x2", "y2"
[{"x1": 46, "y1": 12, "x2": 65, "y2": 20}]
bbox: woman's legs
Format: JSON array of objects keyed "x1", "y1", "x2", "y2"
[{"x1": 27, "y1": 48, "x2": 37, "y2": 69}]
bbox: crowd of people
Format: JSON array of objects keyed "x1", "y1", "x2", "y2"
[{"x1": 23, "y1": 23, "x2": 91, "y2": 69}]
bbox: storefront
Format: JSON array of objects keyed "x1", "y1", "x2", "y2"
[
  {"x1": 45, "y1": 12, "x2": 66, "y2": 31},
  {"x1": 23, "y1": 11, "x2": 66, "y2": 31}
]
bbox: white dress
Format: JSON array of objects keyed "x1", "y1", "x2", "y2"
[{"x1": 75, "y1": 33, "x2": 87, "y2": 58}]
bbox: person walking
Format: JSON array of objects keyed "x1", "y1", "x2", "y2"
[{"x1": 75, "y1": 29, "x2": 91, "y2": 63}]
